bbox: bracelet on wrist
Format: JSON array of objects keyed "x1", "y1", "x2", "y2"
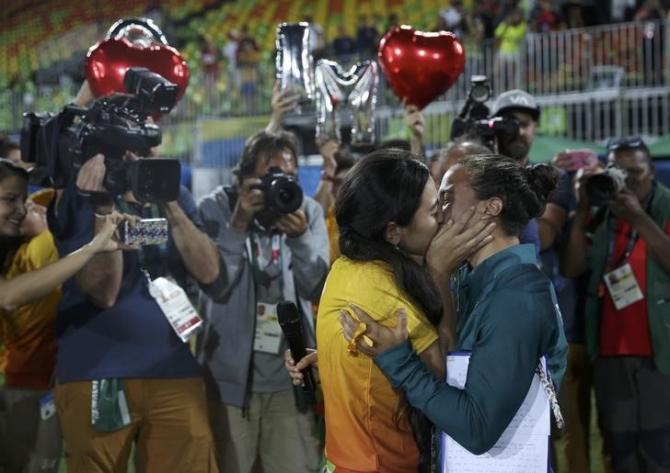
[{"x1": 321, "y1": 171, "x2": 336, "y2": 182}]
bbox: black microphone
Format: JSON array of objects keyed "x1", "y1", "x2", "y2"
[{"x1": 277, "y1": 301, "x2": 316, "y2": 392}]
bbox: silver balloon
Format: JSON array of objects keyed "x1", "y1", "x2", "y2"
[
  {"x1": 315, "y1": 60, "x2": 379, "y2": 145},
  {"x1": 276, "y1": 23, "x2": 315, "y2": 105},
  {"x1": 106, "y1": 18, "x2": 168, "y2": 47}
]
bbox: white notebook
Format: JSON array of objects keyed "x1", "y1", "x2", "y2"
[{"x1": 439, "y1": 353, "x2": 550, "y2": 473}]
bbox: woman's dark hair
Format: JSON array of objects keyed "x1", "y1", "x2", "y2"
[
  {"x1": 0, "y1": 159, "x2": 29, "y2": 272},
  {"x1": 336, "y1": 148, "x2": 440, "y2": 472},
  {"x1": 235, "y1": 130, "x2": 299, "y2": 180},
  {"x1": 334, "y1": 148, "x2": 356, "y2": 175},
  {"x1": 460, "y1": 154, "x2": 559, "y2": 236}
]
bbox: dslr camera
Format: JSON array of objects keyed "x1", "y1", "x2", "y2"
[
  {"x1": 451, "y1": 75, "x2": 520, "y2": 150},
  {"x1": 585, "y1": 166, "x2": 629, "y2": 207},
  {"x1": 253, "y1": 167, "x2": 304, "y2": 231},
  {"x1": 20, "y1": 67, "x2": 181, "y2": 203}
]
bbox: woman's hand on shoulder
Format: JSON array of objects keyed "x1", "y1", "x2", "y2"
[{"x1": 339, "y1": 303, "x2": 409, "y2": 357}]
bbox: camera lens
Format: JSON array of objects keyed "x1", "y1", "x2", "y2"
[
  {"x1": 270, "y1": 177, "x2": 303, "y2": 214},
  {"x1": 471, "y1": 84, "x2": 490, "y2": 103}
]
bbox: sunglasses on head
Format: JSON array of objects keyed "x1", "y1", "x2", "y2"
[{"x1": 607, "y1": 136, "x2": 646, "y2": 152}]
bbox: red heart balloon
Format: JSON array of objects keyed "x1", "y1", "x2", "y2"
[
  {"x1": 86, "y1": 38, "x2": 190, "y2": 104},
  {"x1": 378, "y1": 26, "x2": 465, "y2": 110}
]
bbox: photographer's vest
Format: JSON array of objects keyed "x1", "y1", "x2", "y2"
[{"x1": 585, "y1": 181, "x2": 670, "y2": 374}]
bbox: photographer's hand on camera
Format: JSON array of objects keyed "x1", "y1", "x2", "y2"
[
  {"x1": 610, "y1": 188, "x2": 645, "y2": 224},
  {"x1": 231, "y1": 177, "x2": 265, "y2": 232},
  {"x1": 76, "y1": 154, "x2": 107, "y2": 194},
  {"x1": 276, "y1": 209, "x2": 308, "y2": 238}
]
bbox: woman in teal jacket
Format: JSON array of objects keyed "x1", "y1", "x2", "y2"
[{"x1": 341, "y1": 154, "x2": 568, "y2": 455}]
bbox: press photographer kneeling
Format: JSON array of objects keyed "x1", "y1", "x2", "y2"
[
  {"x1": 27, "y1": 76, "x2": 221, "y2": 472},
  {"x1": 563, "y1": 136, "x2": 670, "y2": 472}
]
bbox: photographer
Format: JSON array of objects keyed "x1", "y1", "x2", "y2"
[
  {"x1": 491, "y1": 89, "x2": 572, "y2": 253},
  {"x1": 563, "y1": 137, "x2": 670, "y2": 473},
  {"x1": 49, "y1": 147, "x2": 221, "y2": 472},
  {"x1": 197, "y1": 130, "x2": 329, "y2": 473}
]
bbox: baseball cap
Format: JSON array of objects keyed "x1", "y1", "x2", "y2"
[
  {"x1": 492, "y1": 89, "x2": 541, "y2": 121},
  {"x1": 606, "y1": 136, "x2": 649, "y2": 154}
]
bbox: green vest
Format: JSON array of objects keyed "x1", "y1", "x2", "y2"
[{"x1": 585, "y1": 182, "x2": 670, "y2": 374}]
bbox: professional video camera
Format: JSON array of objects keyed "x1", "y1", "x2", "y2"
[
  {"x1": 253, "y1": 166, "x2": 304, "y2": 231},
  {"x1": 20, "y1": 67, "x2": 181, "y2": 202},
  {"x1": 585, "y1": 166, "x2": 629, "y2": 207},
  {"x1": 450, "y1": 75, "x2": 519, "y2": 150}
]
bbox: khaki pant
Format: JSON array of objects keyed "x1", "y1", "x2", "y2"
[
  {"x1": 209, "y1": 390, "x2": 321, "y2": 473},
  {"x1": 0, "y1": 388, "x2": 62, "y2": 473},
  {"x1": 54, "y1": 377, "x2": 218, "y2": 473}
]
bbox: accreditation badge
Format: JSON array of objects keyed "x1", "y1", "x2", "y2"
[
  {"x1": 147, "y1": 276, "x2": 203, "y2": 342},
  {"x1": 254, "y1": 302, "x2": 283, "y2": 355},
  {"x1": 603, "y1": 263, "x2": 644, "y2": 310}
]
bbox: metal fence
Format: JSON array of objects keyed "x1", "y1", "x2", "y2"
[{"x1": 4, "y1": 18, "x2": 670, "y2": 184}]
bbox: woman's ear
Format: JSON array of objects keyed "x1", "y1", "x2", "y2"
[
  {"x1": 384, "y1": 222, "x2": 401, "y2": 246},
  {"x1": 481, "y1": 197, "x2": 503, "y2": 217}
]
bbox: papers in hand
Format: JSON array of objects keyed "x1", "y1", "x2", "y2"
[{"x1": 440, "y1": 353, "x2": 550, "y2": 473}]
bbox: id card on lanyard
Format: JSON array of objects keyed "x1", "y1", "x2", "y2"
[
  {"x1": 248, "y1": 233, "x2": 285, "y2": 355},
  {"x1": 601, "y1": 221, "x2": 644, "y2": 310},
  {"x1": 116, "y1": 197, "x2": 203, "y2": 341}
]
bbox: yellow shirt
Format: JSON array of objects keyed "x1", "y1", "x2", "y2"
[
  {"x1": 326, "y1": 203, "x2": 340, "y2": 264},
  {"x1": 0, "y1": 230, "x2": 60, "y2": 389},
  {"x1": 317, "y1": 257, "x2": 439, "y2": 473}
]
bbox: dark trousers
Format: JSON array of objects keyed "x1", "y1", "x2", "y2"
[{"x1": 594, "y1": 356, "x2": 670, "y2": 473}]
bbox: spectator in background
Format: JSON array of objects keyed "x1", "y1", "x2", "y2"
[
  {"x1": 222, "y1": 30, "x2": 240, "y2": 90},
  {"x1": 494, "y1": 8, "x2": 528, "y2": 91},
  {"x1": 635, "y1": 0, "x2": 667, "y2": 86},
  {"x1": 356, "y1": 15, "x2": 379, "y2": 58},
  {"x1": 533, "y1": 0, "x2": 560, "y2": 32},
  {"x1": 197, "y1": 131, "x2": 329, "y2": 473},
  {"x1": 332, "y1": 25, "x2": 356, "y2": 58},
  {"x1": 563, "y1": 137, "x2": 670, "y2": 473},
  {"x1": 237, "y1": 25, "x2": 261, "y2": 114},
  {"x1": 199, "y1": 34, "x2": 220, "y2": 104},
  {"x1": 561, "y1": 2, "x2": 587, "y2": 29},
  {"x1": 439, "y1": 0, "x2": 466, "y2": 38},
  {"x1": 635, "y1": 0, "x2": 667, "y2": 20}
]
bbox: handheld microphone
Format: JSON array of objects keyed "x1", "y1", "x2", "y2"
[{"x1": 276, "y1": 301, "x2": 316, "y2": 392}]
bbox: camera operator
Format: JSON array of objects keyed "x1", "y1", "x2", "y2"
[
  {"x1": 491, "y1": 89, "x2": 573, "y2": 253},
  {"x1": 49, "y1": 139, "x2": 221, "y2": 471},
  {"x1": 563, "y1": 136, "x2": 670, "y2": 473},
  {"x1": 197, "y1": 130, "x2": 329, "y2": 473}
]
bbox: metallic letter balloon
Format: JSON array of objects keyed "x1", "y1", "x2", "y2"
[
  {"x1": 378, "y1": 25, "x2": 465, "y2": 109},
  {"x1": 276, "y1": 23, "x2": 315, "y2": 106},
  {"x1": 315, "y1": 60, "x2": 378, "y2": 146}
]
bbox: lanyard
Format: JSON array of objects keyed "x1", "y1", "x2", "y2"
[
  {"x1": 247, "y1": 232, "x2": 284, "y2": 292},
  {"x1": 605, "y1": 224, "x2": 639, "y2": 272}
]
